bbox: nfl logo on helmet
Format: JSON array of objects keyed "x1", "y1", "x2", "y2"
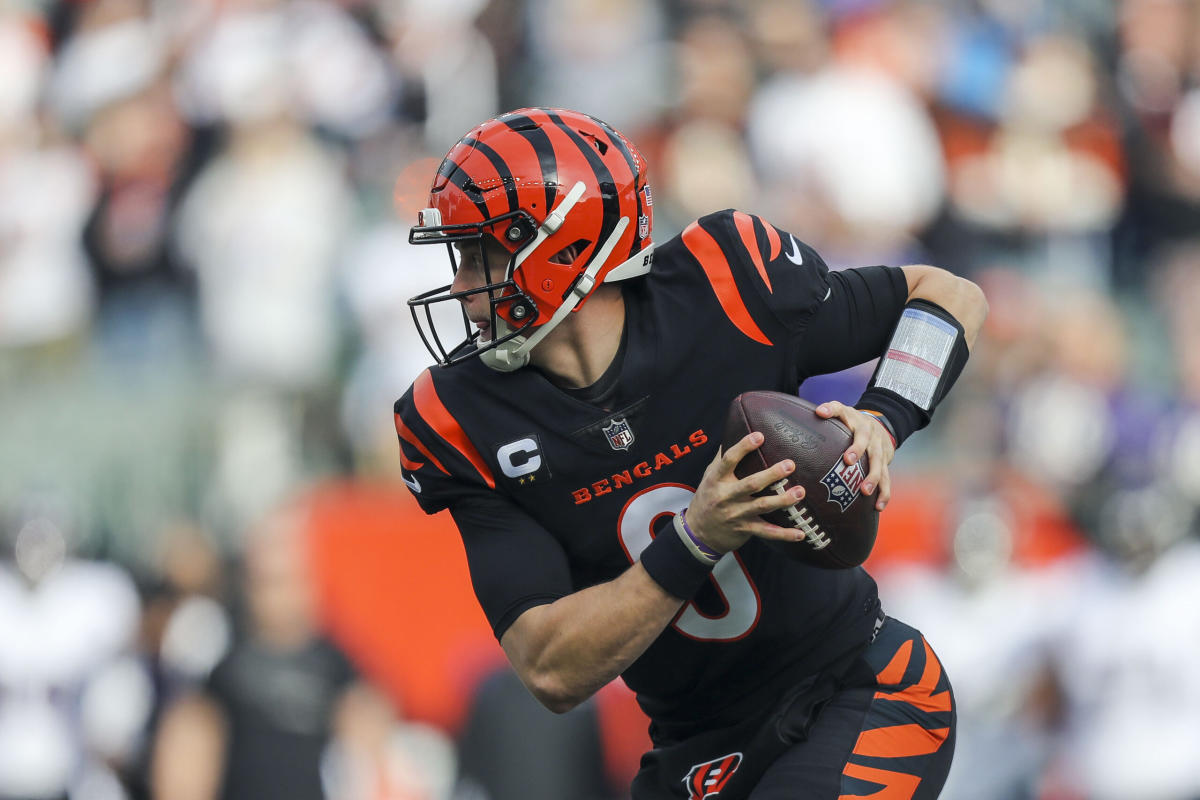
[{"x1": 602, "y1": 417, "x2": 635, "y2": 451}]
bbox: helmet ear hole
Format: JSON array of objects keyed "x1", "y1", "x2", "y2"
[
  {"x1": 548, "y1": 239, "x2": 591, "y2": 266},
  {"x1": 503, "y1": 217, "x2": 536, "y2": 245},
  {"x1": 508, "y1": 298, "x2": 535, "y2": 320}
]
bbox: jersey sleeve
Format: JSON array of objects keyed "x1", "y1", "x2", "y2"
[
  {"x1": 393, "y1": 369, "x2": 499, "y2": 515},
  {"x1": 794, "y1": 265, "x2": 909, "y2": 378},
  {"x1": 450, "y1": 492, "x2": 573, "y2": 640},
  {"x1": 394, "y1": 370, "x2": 570, "y2": 640}
]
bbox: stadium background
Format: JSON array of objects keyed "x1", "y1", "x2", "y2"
[{"x1": 1, "y1": 0, "x2": 1200, "y2": 798}]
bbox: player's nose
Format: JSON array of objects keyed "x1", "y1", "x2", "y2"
[{"x1": 450, "y1": 267, "x2": 480, "y2": 296}]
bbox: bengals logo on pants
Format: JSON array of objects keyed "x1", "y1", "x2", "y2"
[{"x1": 684, "y1": 752, "x2": 743, "y2": 799}]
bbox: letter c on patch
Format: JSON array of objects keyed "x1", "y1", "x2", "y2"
[{"x1": 498, "y1": 437, "x2": 541, "y2": 478}]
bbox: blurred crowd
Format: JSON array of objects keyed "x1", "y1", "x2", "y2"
[{"x1": 1, "y1": 0, "x2": 1200, "y2": 798}]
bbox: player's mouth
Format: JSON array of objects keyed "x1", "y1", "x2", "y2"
[{"x1": 472, "y1": 318, "x2": 492, "y2": 341}]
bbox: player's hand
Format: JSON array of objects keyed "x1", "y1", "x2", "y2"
[
  {"x1": 814, "y1": 401, "x2": 894, "y2": 511},
  {"x1": 684, "y1": 432, "x2": 808, "y2": 554}
]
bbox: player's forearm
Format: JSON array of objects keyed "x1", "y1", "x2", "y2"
[
  {"x1": 901, "y1": 265, "x2": 989, "y2": 350},
  {"x1": 500, "y1": 562, "x2": 684, "y2": 713}
]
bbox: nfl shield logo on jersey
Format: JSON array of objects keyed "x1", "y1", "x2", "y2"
[
  {"x1": 602, "y1": 417, "x2": 635, "y2": 451},
  {"x1": 683, "y1": 752, "x2": 742, "y2": 799}
]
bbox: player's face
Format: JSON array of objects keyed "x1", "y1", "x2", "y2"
[{"x1": 451, "y1": 235, "x2": 512, "y2": 342}]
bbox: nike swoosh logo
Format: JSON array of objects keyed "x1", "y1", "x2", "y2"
[
  {"x1": 785, "y1": 234, "x2": 804, "y2": 266},
  {"x1": 401, "y1": 471, "x2": 422, "y2": 493},
  {"x1": 823, "y1": 287, "x2": 831, "y2": 300}
]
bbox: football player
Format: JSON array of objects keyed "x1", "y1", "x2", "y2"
[{"x1": 394, "y1": 108, "x2": 987, "y2": 799}]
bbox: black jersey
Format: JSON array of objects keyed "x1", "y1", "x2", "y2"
[{"x1": 394, "y1": 209, "x2": 908, "y2": 738}]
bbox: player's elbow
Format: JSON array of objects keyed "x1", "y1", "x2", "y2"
[
  {"x1": 904, "y1": 265, "x2": 989, "y2": 348},
  {"x1": 957, "y1": 276, "x2": 989, "y2": 346},
  {"x1": 522, "y1": 669, "x2": 587, "y2": 714}
]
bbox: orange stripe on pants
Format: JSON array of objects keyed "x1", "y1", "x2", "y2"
[
  {"x1": 852, "y1": 724, "x2": 950, "y2": 759},
  {"x1": 839, "y1": 762, "x2": 921, "y2": 800}
]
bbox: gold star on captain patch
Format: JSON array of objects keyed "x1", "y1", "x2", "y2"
[{"x1": 518, "y1": 475, "x2": 537, "y2": 485}]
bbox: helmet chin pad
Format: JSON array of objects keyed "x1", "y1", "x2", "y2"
[{"x1": 479, "y1": 329, "x2": 531, "y2": 372}]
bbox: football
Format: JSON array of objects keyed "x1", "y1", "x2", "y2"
[{"x1": 722, "y1": 391, "x2": 879, "y2": 569}]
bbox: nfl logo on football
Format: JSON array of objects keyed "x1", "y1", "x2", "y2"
[
  {"x1": 820, "y1": 459, "x2": 865, "y2": 512},
  {"x1": 603, "y1": 417, "x2": 635, "y2": 451}
]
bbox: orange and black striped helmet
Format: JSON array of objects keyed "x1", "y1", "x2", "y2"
[{"x1": 407, "y1": 108, "x2": 655, "y2": 371}]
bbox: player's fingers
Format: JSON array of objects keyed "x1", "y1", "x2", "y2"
[
  {"x1": 875, "y1": 468, "x2": 891, "y2": 511},
  {"x1": 743, "y1": 519, "x2": 803, "y2": 543},
  {"x1": 746, "y1": 484, "x2": 805, "y2": 517},
  {"x1": 840, "y1": 412, "x2": 872, "y2": 466},
  {"x1": 814, "y1": 400, "x2": 845, "y2": 419},
  {"x1": 738, "y1": 459, "x2": 798, "y2": 496},
  {"x1": 716, "y1": 432, "x2": 763, "y2": 476},
  {"x1": 860, "y1": 439, "x2": 885, "y2": 497}
]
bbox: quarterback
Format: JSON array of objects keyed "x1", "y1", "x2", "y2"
[{"x1": 394, "y1": 108, "x2": 987, "y2": 799}]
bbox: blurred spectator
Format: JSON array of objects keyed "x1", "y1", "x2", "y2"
[
  {"x1": 151, "y1": 505, "x2": 455, "y2": 800},
  {"x1": 1042, "y1": 487, "x2": 1200, "y2": 800},
  {"x1": 455, "y1": 667, "x2": 615, "y2": 800},
  {"x1": 746, "y1": 29, "x2": 945, "y2": 265},
  {"x1": 0, "y1": 503, "x2": 151, "y2": 800},
  {"x1": 377, "y1": 0, "x2": 500, "y2": 150},
  {"x1": 1002, "y1": 286, "x2": 1162, "y2": 541},
  {"x1": 0, "y1": 104, "x2": 96, "y2": 349},
  {"x1": 0, "y1": 11, "x2": 48, "y2": 128},
  {"x1": 521, "y1": 0, "x2": 669, "y2": 134},
  {"x1": 651, "y1": 14, "x2": 758, "y2": 234},
  {"x1": 174, "y1": 0, "x2": 392, "y2": 140},
  {"x1": 0, "y1": 6, "x2": 96, "y2": 352},
  {"x1": 141, "y1": 521, "x2": 232, "y2": 697},
  {"x1": 173, "y1": 109, "x2": 351, "y2": 393},
  {"x1": 47, "y1": 0, "x2": 165, "y2": 135},
  {"x1": 934, "y1": 30, "x2": 1125, "y2": 285},
  {"x1": 81, "y1": 81, "x2": 200, "y2": 363}
]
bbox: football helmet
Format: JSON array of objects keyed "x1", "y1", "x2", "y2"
[{"x1": 407, "y1": 108, "x2": 655, "y2": 371}]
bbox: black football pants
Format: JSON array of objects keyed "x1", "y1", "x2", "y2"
[{"x1": 633, "y1": 618, "x2": 957, "y2": 799}]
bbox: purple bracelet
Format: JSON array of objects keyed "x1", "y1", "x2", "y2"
[{"x1": 679, "y1": 508, "x2": 723, "y2": 562}]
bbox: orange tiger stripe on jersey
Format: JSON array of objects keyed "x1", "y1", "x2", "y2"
[
  {"x1": 764, "y1": 221, "x2": 781, "y2": 261},
  {"x1": 851, "y1": 724, "x2": 950, "y2": 759},
  {"x1": 732, "y1": 212, "x2": 773, "y2": 293},
  {"x1": 397, "y1": 447, "x2": 423, "y2": 473},
  {"x1": 412, "y1": 371, "x2": 496, "y2": 488},
  {"x1": 874, "y1": 640, "x2": 952, "y2": 713},
  {"x1": 394, "y1": 412, "x2": 448, "y2": 475},
  {"x1": 681, "y1": 221, "x2": 773, "y2": 346},
  {"x1": 875, "y1": 639, "x2": 913, "y2": 686},
  {"x1": 839, "y1": 762, "x2": 921, "y2": 800}
]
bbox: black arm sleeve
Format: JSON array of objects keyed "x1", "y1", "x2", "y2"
[
  {"x1": 449, "y1": 491, "x2": 574, "y2": 641},
  {"x1": 794, "y1": 265, "x2": 908, "y2": 377}
]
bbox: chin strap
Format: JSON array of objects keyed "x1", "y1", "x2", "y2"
[{"x1": 481, "y1": 186, "x2": 655, "y2": 372}]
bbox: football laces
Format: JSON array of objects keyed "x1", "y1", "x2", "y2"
[{"x1": 768, "y1": 479, "x2": 831, "y2": 550}]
